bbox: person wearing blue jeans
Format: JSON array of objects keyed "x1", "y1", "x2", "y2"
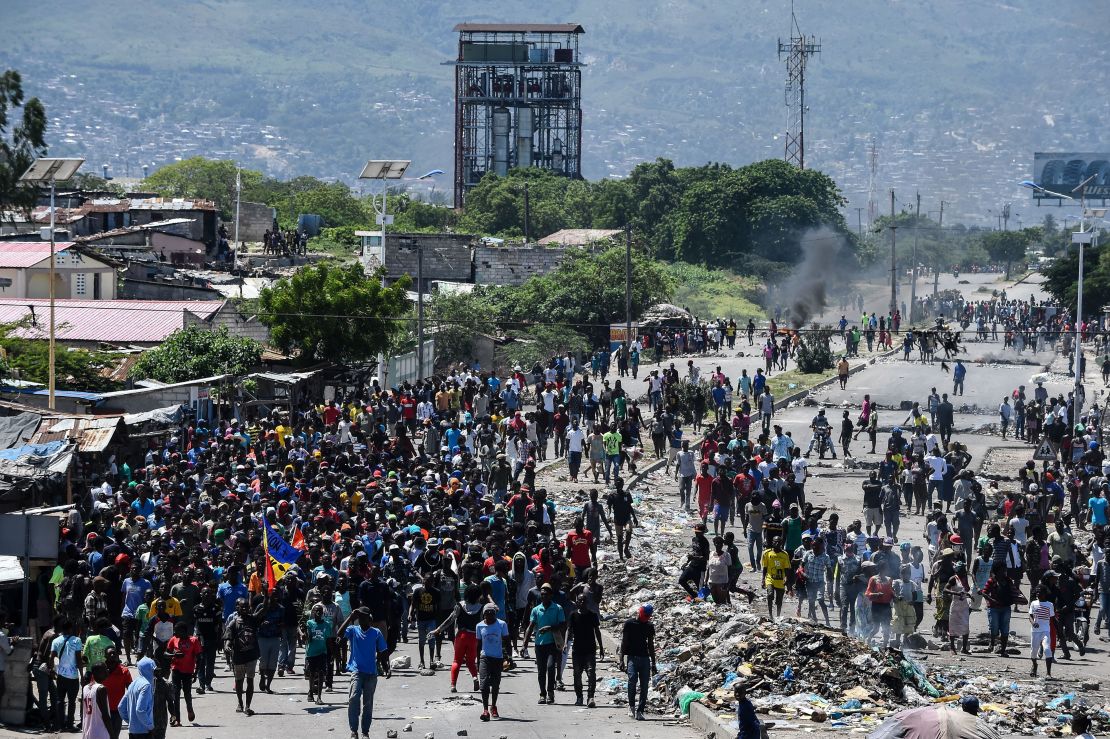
[
  {"x1": 618, "y1": 604, "x2": 656, "y2": 721},
  {"x1": 341, "y1": 607, "x2": 387, "y2": 739}
]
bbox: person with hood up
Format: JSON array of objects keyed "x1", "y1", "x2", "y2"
[
  {"x1": 118, "y1": 657, "x2": 155, "y2": 738},
  {"x1": 510, "y1": 552, "x2": 536, "y2": 659}
]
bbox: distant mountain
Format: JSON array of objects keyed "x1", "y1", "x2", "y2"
[{"x1": 2, "y1": 0, "x2": 1105, "y2": 226}]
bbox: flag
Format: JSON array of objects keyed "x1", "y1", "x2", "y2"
[
  {"x1": 291, "y1": 525, "x2": 306, "y2": 551},
  {"x1": 261, "y1": 517, "x2": 301, "y2": 592}
]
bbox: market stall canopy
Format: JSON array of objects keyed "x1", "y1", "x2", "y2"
[
  {"x1": 123, "y1": 404, "x2": 185, "y2": 427},
  {"x1": 868, "y1": 705, "x2": 1001, "y2": 739},
  {"x1": 0, "y1": 412, "x2": 42, "y2": 450}
]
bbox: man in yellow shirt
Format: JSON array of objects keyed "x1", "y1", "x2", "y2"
[
  {"x1": 760, "y1": 537, "x2": 791, "y2": 619},
  {"x1": 152, "y1": 586, "x2": 183, "y2": 619}
]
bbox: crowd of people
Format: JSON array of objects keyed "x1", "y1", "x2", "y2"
[{"x1": 11, "y1": 281, "x2": 1108, "y2": 739}]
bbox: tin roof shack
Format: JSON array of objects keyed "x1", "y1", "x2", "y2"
[
  {"x1": 97, "y1": 374, "x2": 233, "y2": 423},
  {"x1": 128, "y1": 197, "x2": 218, "y2": 250},
  {"x1": 242, "y1": 369, "x2": 327, "y2": 417},
  {"x1": 31, "y1": 415, "x2": 126, "y2": 505}
]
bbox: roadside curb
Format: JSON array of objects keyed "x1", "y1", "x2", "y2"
[{"x1": 688, "y1": 700, "x2": 734, "y2": 738}]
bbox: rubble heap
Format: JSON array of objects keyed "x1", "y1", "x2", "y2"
[{"x1": 589, "y1": 468, "x2": 1110, "y2": 736}]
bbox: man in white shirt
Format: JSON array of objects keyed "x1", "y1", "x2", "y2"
[
  {"x1": 566, "y1": 422, "x2": 586, "y2": 482},
  {"x1": 926, "y1": 449, "x2": 947, "y2": 508}
]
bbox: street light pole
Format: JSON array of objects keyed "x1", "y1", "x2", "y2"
[
  {"x1": 359, "y1": 159, "x2": 411, "y2": 387},
  {"x1": 889, "y1": 189, "x2": 898, "y2": 317},
  {"x1": 19, "y1": 157, "x2": 84, "y2": 411}
]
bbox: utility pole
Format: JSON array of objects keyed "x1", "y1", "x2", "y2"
[
  {"x1": 910, "y1": 192, "x2": 920, "y2": 322},
  {"x1": 939, "y1": 200, "x2": 945, "y2": 228},
  {"x1": 416, "y1": 244, "x2": 425, "y2": 380},
  {"x1": 855, "y1": 207, "x2": 864, "y2": 240},
  {"x1": 889, "y1": 189, "x2": 898, "y2": 318},
  {"x1": 523, "y1": 182, "x2": 531, "y2": 243},
  {"x1": 625, "y1": 224, "x2": 633, "y2": 344}
]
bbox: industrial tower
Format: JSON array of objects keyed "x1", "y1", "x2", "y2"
[
  {"x1": 450, "y1": 23, "x2": 584, "y2": 208},
  {"x1": 777, "y1": 6, "x2": 820, "y2": 169}
]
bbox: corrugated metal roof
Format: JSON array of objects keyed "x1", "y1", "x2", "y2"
[
  {"x1": 31, "y1": 207, "x2": 86, "y2": 225},
  {"x1": 34, "y1": 416, "x2": 122, "y2": 452},
  {"x1": 454, "y1": 23, "x2": 584, "y2": 33},
  {"x1": 137, "y1": 218, "x2": 195, "y2": 229},
  {"x1": 0, "y1": 298, "x2": 224, "y2": 344},
  {"x1": 129, "y1": 197, "x2": 217, "y2": 212},
  {"x1": 537, "y1": 228, "x2": 622, "y2": 246},
  {"x1": 84, "y1": 199, "x2": 130, "y2": 213},
  {"x1": 0, "y1": 241, "x2": 74, "y2": 268}
]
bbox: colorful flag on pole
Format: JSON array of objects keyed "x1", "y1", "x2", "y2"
[{"x1": 261, "y1": 517, "x2": 301, "y2": 592}]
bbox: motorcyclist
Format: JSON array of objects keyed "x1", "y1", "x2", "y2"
[{"x1": 805, "y1": 410, "x2": 836, "y2": 460}]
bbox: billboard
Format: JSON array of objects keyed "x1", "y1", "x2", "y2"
[{"x1": 1032, "y1": 153, "x2": 1110, "y2": 200}]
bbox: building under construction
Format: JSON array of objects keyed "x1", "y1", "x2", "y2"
[{"x1": 450, "y1": 23, "x2": 584, "y2": 208}]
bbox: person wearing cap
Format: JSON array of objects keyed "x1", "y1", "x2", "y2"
[
  {"x1": 617, "y1": 603, "x2": 655, "y2": 721},
  {"x1": 337, "y1": 606, "x2": 388, "y2": 739},
  {"x1": 521, "y1": 582, "x2": 566, "y2": 705},
  {"x1": 474, "y1": 602, "x2": 509, "y2": 721}
]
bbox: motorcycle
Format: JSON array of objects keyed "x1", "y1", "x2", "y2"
[
  {"x1": 811, "y1": 427, "x2": 833, "y2": 459},
  {"x1": 1075, "y1": 588, "x2": 1094, "y2": 646}
]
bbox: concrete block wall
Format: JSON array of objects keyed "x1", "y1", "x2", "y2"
[
  {"x1": 226, "y1": 202, "x2": 275, "y2": 244},
  {"x1": 473, "y1": 244, "x2": 583, "y2": 286}
]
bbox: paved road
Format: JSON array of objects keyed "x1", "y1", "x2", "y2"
[{"x1": 9, "y1": 638, "x2": 696, "y2": 739}]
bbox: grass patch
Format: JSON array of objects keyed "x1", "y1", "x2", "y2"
[
  {"x1": 761, "y1": 367, "x2": 833, "y2": 398},
  {"x1": 666, "y1": 263, "x2": 766, "y2": 320}
]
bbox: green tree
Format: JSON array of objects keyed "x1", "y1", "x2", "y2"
[
  {"x1": 490, "y1": 246, "x2": 674, "y2": 346},
  {"x1": 980, "y1": 230, "x2": 1029, "y2": 279},
  {"x1": 258, "y1": 263, "x2": 411, "y2": 364},
  {"x1": 500, "y1": 324, "x2": 590, "y2": 369},
  {"x1": 424, "y1": 290, "x2": 497, "y2": 368},
  {"x1": 0, "y1": 70, "x2": 48, "y2": 222},
  {"x1": 131, "y1": 325, "x2": 262, "y2": 383},
  {"x1": 142, "y1": 157, "x2": 263, "y2": 219},
  {"x1": 1042, "y1": 232, "x2": 1110, "y2": 316}
]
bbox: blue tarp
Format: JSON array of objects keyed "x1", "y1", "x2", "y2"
[{"x1": 0, "y1": 440, "x2": 67, "y2": 461}]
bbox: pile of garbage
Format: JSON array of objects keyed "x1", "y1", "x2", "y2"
[{"x1": 592, "y1": 468, "x2": 1110, "y2": 736}]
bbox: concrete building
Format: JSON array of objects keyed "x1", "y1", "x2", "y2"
[{"x1": 0, "y1": 242, "x2": 117, "y2": 300}]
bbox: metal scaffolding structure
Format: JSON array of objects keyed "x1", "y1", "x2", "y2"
[
  {"x1": 778, "y1": 8, "x2": 820, "y2": 170},
  {"x1": 449, "y1": 23, "x2": 584, "y2": 208}
]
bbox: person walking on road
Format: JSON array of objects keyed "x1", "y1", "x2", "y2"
[
  {"x1": 618, "y1": 604, "x2": 656, "y2": 721},
  {"x1": 953, "y1": 360, "x2": 967, "y2": 396},
  {"x1": 475, "y1": 603, "x2": 510, "y2": 721},
  {"x1": 340, "y1": 606, "x2": 388, "y2": 739},
  {"x1": 522, "y1": 583, "x2": 566, "y2": 705}
]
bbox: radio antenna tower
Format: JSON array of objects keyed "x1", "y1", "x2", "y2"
[{"x1": 778, "y1": 2, "x2": 820, "y2": 169}]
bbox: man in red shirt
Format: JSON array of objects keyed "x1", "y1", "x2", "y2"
[
  {"x1": 322, "y1": 400, "x2": 341, "y2": 427},
  {"x1": 101, "y1": 647, "x2": 132, "y2": 738},
  {"x1": 695, "y1": 463, "x2": 715, "y2": 525},
  {"x1": 399, "y1": 392, "x2": 417, "y2": 431},
  {"x1": 565, "y1": 517, "x2": 595, "y2": 575}
]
